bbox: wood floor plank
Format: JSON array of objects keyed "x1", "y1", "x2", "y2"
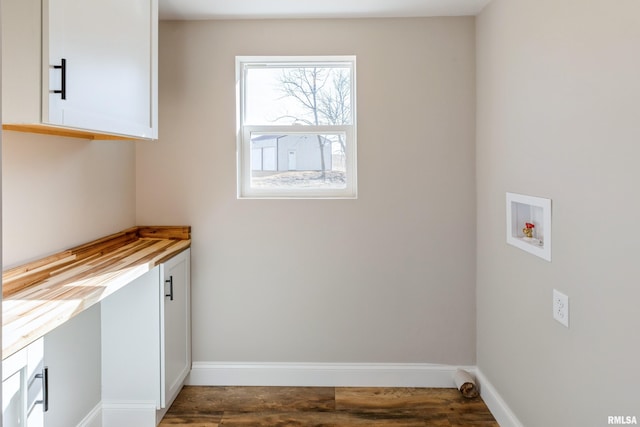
[
  {"x1": 159, "y1": 415, "x2": 221, "y2": 426},
  {"x1": 330, "y1": 410, "x2": 449, "y2": 426},
  {"x1": 336, "y1": 387, "x2": 463, "y2": 412},
  {"x1": 218, "y1": 411, "x2": 441, "y2": 426},
  {"x1": 217, "y1": 411, "x2": 336, "y2": 427},
  {"x1": 168, "y1": 386, "x2": 335, "y2": 413}
]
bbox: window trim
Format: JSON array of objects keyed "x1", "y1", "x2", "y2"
[{"x1": 236, "y1": 56, "x2": 357, "y2": 199}]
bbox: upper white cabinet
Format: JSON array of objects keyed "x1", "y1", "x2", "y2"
[{"x1": 2, "y1": 0, "x2": 158, "y2": 140}]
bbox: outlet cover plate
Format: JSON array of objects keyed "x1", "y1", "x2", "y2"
[{"x1": 553, "y1": 289, "x2": 569, "y2": 328}]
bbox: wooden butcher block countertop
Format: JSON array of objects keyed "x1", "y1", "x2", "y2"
[{"x1": 2, "y1": 226, "x2": 191, "y2": 359}]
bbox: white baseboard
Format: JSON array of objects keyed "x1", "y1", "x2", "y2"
[
  {"x1": 475, "y1": 369, "x2": 524, "y2": 427},
  {"x1": 102, "y1": 401, "x2": 157, "y2": 427},
  {"x1": 187, "y1": 362, "x2": 475, "y2": 388},
  {"x1": 77, "y1": 402, "x2": 102, "y2": 427}
]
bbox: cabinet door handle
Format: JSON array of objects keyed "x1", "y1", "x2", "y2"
[
  {"x1": 53, "y1": 58, "x2": 66, "y2": 100},
  {"x1": 35, "y1": 367, "x2": 49, "y2": 412},
  {"x1": 165, "y1": 276, "x2": 174, "y2": 301}
]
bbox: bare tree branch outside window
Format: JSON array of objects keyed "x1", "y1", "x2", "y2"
[{"x1": 275, "y1": 67, "x2": 351, "y2": 181}]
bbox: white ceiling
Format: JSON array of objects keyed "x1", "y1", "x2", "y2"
[{"x1": 159, "y1": 0, "x2": 492, "y2": 21}]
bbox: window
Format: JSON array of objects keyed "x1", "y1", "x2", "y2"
[{"x1": 236, "y1": 56, "x2": 357, "y2": 198}]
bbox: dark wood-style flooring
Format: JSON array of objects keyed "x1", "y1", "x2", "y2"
[{"x1": 159, "y1": 386, "x2": 499, "y2": 426}]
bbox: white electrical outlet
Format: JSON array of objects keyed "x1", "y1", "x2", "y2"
[{"x1": 553, "y1": 289, "x2": 569, "y2": 328}]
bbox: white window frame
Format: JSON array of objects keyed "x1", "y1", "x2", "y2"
[{"x1": 236, "y1": 56, "x2": 357, "y2": 199}]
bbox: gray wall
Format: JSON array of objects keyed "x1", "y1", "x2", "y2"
[
  {"x1": 476, "y1": 0, "x2": 640, "y2": 425},
  {"x1": 136, "y1": 18, "x2": 477, "y2": 364},
  {"x1": 2, "y1": 132, "x2": 136, "y2": 267}
]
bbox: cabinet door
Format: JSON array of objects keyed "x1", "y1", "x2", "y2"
[
  {"x1": 2, "y1": 366, "x2": 27, "y2": 427},
  {"x1": 160, "y1": 248, "x2": 191, "y2": 408},
  {"x1": 3, "y1": 344, "x2": 30, "y2": 427},
  {"x1": 43, "y1": 304, "x2": 101, "y2": 427},
  {"x1": 43, "y1": 0, "x2": 158, "y2": 138},
  {"x1": 2, "y1": 338, "x2": 45, "y2": 427},
  {"x1": 2, "y1": 365, "x2": 26, "y2": 427}
]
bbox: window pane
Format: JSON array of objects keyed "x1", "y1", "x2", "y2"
[
  {"x1": 250, "y1": 133, "x2": 347, "y2": 190},
  {"x1": 245, "y1": 66, "x2": 352, "y2": 126}
]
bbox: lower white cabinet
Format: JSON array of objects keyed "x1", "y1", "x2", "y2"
[
  {"x1": 2, "y1": 337, "x2": 44, "y2": 427},
  {"x1": 101, "y1": 248, "x2": 191, "y2": 427},
  {"x1": 160, "y1": 249, "x2": 191, "y2": 410},
  {"x1": 2, "y1": 304, "x2": 102, "y2": 427},
  {"x1": 2, "y1": 248, "x2": 191, "y2": 427},
  {"x1": 43, "y1": 304, "x2": 102, "y2": 427}
]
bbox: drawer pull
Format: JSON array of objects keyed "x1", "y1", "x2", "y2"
[
  {"x1": 53, "y1": 58, "x2": 66, "y2": 100},
  {"x1": 35, "y1": 367, "x2": 49, "y2": 412},
  {"x1": 165, "y1": 276, "x2": 174, "y2": 301}
]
